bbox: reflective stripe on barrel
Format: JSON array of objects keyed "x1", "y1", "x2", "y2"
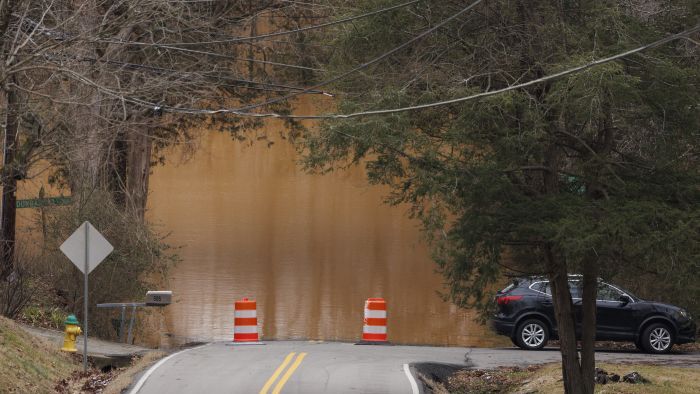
[
  {"x1": 362, "y1": 298, "x2": 387, "y2": 342},
  {"x1": 234, "y1": 297, "x2": 260, "y2": 342}
]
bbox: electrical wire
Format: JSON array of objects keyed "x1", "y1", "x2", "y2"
[
  {"x1": 234, "y1": 0, "x2": 484, "y2": 112},
  {"x1": 113, "y1": 44, "x2": 327, "y2": 72},
  {"x1": 77, "y1": 1, "x2": 421, "y2": 75},
  {"x1": 15, "y1": 14, "x2": 326, "y2": 73},
  {"x1": 101, "y1": 24, "x2": 697, "y2": 119},
  {"x1": 79, "y1": 56, "x2": 330, "y2": 94},
  {"x1": 97, "y1": 0, "x2": 422, "y2": 47}
]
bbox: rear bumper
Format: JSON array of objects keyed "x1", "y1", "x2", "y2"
[{"x1": 490, "y1": 318, "x2": 515, "y2": 337}]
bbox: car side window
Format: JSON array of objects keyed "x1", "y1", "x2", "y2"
[
  {"x1": 541, "y1": 282, "x2": 552, "y2": 295},
  {"x1": 597, "y1": 283, "x2": 623, "y2": 301},
  {"x1": 568, "y1": 280, "x2": 582, "y2": 298},
  {"x1": 532, "y1": 282, "x2": 548, "y2": 294},
  {"x1": 541, "y1": 281, "x2": 581, "y2": 298}
]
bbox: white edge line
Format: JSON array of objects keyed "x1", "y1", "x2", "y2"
[
  {"x1": 403, "y1": 363, "x2": 420, "y2": 394},
  {"x1": 129, "y1": 343, "x2": 211, "y2": 394}
]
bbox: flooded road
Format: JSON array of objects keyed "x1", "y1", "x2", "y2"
[{"x1": 147, "y1": 130, "x2": 501, "y2": 347}]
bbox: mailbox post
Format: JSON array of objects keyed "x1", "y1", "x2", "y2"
[{"x1": 96, "y1": 290, "x2": 172, "y2": 344}]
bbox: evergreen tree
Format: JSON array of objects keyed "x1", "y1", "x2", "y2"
[{"x1": 301, "y1": 1, "x2": 700, "y2": 392}]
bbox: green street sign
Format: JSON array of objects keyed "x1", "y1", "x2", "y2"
[{"x1": 16, "y1": 196, "x2": 72, "y2": 209}]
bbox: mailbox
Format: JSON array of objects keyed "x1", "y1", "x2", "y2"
[{"x1": 146, "y1": 291, "x2": 172, "y2": 306}]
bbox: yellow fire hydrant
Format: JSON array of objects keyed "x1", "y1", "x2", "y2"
[{"x1": 61, "y1": 314, "x2": 82, "y2": 352}]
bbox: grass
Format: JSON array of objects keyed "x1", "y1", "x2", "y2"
[
  {"x1": 2, "y1": 309, "x2": 168, "y2": 394},
  {"x1": 446, "y1": 366, "x2": 537, "y2": 393},
  {"x1": 2, "y1": 313, "x2": 166, "y2": 393},
  {"x1": 0, "y1": 316, "x2": 79, "y2": 393},
  {"x1": 525, "y1": 363, "x2": 700, "y2": 394},
  {"x1": 446, "y1": 363, "x2": 700, "y2": 394},
  {"x1": 20, "y1": 305, "x2": 67, "y2": 330}
]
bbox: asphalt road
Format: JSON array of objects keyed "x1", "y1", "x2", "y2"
[{"x1": 130, "y1": 341, "x2": 700, "y2": 394}]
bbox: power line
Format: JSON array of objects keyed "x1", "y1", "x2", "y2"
[
  {"x1": 211, "y1": 0, "x2": 420, "y2": 44},
  {"x1": 97, "y1": 0, "x2": 421, "y2": 47},
  {"x1": 112, "y1": 44, "x2": 327, "y2": 72},
  {"x1": 80, "y1": 1, "x2": 420, "y2": 74},
  {"x1": 114, "y1": 24, "x2": 697, "y2": 119},
  {"x1": 15, "y1": 14, "x2": 326, "y2": 73},
  {"x1": 38, "y1": 49, "x2": 328, "y2": 95},
  {"x1": 77, "y1": 56, "x2": 331, "y2": 95},
  {"x1": 234, "y1": 0, "x2": 484, "y2": 112}
]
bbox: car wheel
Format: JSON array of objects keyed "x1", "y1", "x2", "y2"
[
  {"x1": 634, "y1": 338, "x2": 644, "y2": 352},
  {"x1": 515, "y1": 319, "x2": 549, "y2": 350},
  {"x1": 510, "y1": 336, "x2": 519, "y2": 348},
  {"x1": 641, "y1": 323, "x2": 673, "y2": 354}
]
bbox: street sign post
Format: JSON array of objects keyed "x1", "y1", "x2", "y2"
[{"x1": 60, "y1": 221, "x2": 113, "y2": 371}]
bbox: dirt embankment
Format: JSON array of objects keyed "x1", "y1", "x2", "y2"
[
  {"x1": 0, "y1": 316, "x2": 78, "y2": 393},
  {"x1": 1, "y1": 316, "x2": 168, "y2": 394},
  {"x1": 415, "y1": 361, "x2": 700, "y2": 394}
]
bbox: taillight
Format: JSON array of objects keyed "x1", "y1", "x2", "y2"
[{"x1": 497, "y1": 295, "x2": 523, "y2": 305}]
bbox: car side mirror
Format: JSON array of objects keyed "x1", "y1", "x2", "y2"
[{"x1": 618, "y1": 295, "x2": 631, "y2": 305}]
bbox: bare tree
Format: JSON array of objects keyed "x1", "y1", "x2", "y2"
[{"x1": 0, "y1": 0, "x2": 324, "y2": 279}]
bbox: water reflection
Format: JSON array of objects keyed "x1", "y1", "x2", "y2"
[{"x1": 147, "y1": 131, "x2": 501, "y2": 347}]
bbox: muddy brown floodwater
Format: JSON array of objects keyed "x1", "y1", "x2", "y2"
[{"x1": 147, "y1": 129, "x2": 502, "y2": 347}]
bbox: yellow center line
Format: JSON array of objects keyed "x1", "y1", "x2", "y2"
[
  {"x1": 271, "y1": 352, "x2": 307, "y2": 394},
  {"x1": 259, "y1": 352, "x2": 296, "y2": 394}
]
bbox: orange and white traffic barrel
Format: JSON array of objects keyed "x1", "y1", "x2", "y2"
[
  {"x1": 358, "y1": 297, "x2": 389, "y2": 344},
  {"x1": 233, "y1": 297, "x2": 262, "y2": 344}
]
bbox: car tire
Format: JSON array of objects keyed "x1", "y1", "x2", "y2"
[
  {"x1": 634, "y1": 338, "x2": 644, "y2": 352},
  {"x1": 515, "y1": 319, "x2": 549, "y2": 350},
  {"x1": 641, "y1": 323, "x2": 674, "y2": 354},
  {"x1": 510, "y1": 336, "x2": 519, "y2": 348}
]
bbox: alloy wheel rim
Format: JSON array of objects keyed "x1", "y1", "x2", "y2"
[
  {"x1": 522, "y1": 323, "x2": 545, "y2": 347},
  {"x1": 649, "y1": 327, "x2": 671, "y2": 351}
]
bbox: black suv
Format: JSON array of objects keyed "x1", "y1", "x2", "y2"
[{"x1": 490, "y1": 276, "x2": 696, "y2": 353}]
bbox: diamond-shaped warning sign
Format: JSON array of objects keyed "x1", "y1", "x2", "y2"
[{"x1": 60, "y1": 221, "x2": 113, "y2": 274}]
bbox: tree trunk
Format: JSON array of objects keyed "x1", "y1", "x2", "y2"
[
  {"x1": 66, "y1": 0, "x2": 104, "y2": 193},
  {"x1": 125, "y1": 129, "x2": 152, "y2": 219},
  {"x1": 0, "y1": 0, "x2": 15, "y2": 44},
  {"x1": 542, "y1": 138, "x2": 591, "y2": 394},
  {"x1": 580, "y1": 258, "x2": 599, "y2": 394},
  {"x1": 110, "y1": 133, "x2": 128, "y2": 207},
  {"x1": 248, "y1": 4, "x2": 257, "y2": 80},
  {"x1": 0, "y1": 79, "x2": 19, "y2": 280},
  {"x1": 546, "y1": 246, "x2": 587, "y2": 394}
]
